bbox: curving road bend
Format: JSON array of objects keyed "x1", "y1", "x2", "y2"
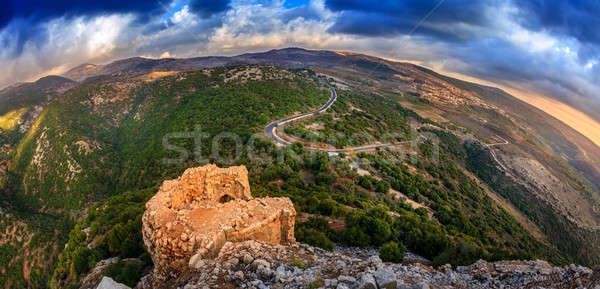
[{"x1": 265, "y1": 86, "x2": 426, "y2": 153}]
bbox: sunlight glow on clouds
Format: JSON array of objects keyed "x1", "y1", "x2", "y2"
[
  {"x1": 0, "y1": 14, "x2": 134, "y2": 86},
  {"x1": 207, "y1": 0, "x2": 338, "y2": 52}
]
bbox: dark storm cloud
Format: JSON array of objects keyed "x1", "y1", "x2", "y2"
[
  {"x1": 324, "y1": 0, "x2": 497, "y2": 40},
  {"x1": 188, "y1": 0, "x2": 231, "y2": 18},
  {"x1": 0, "y1": 0, "x2": 231, "y2": 29},
  {"x1": 325, "y1": 0, "x2": 600, "y2": 47},
  {"x1": 443, "y1": 38, "x2": 600, "y2": 120},
  {"x1": 0, "y1": 0, "x2": 231, "y2": 57},
  {"x1": 515, "y1": 0, "x2": 600, "y2": 48},
  {"x1": 0, "y1": 1, "x2": 163, "y2": 30}
]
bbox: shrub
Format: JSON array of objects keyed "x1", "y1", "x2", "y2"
[
  {"x1": 309, "y1": 278, "x2": 324, "y2": 289},
  {"x1": 107, "y1": 216, "x2": 144, "y2": 257},
  {"x1": 379, "y1": 241, "x2": 405, "y2": 263},
  {"x1": 295, "y1": 227, "x2": 335, "y2": 251},
  {"x1": 103, "y1": 261, "x2": 141, "y2": 287},
  {"x1": 375, "y1": 181, "x2": 391, "y2": 194},
  {"x1": 340, "y1": 227, "x2": 370, "y2": 247},
  {"x1": 432, "y1": 240, "x2": 485, "y2": 267},
  {"x1": 71, "y1": 247, "x2": 91, "y2": 275},
  {"x1": 317, "y1": 199, "x2": 337, "y2": 216},
  {"x1": 342, "y1": 207, "x2": 392, "y2": 246},
  {"x1": 316, "y1": 172, "x2": 334, "y2": 185},
  {"x1": 289, "y1": 258, "x2": 306, "y2": 269}
]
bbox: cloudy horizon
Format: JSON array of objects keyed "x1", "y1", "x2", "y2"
[{"x1": 1, "y1": 0, "x2": 599, "y2": 125}]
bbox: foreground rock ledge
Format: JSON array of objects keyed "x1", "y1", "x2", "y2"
[{"x1": 142, "y1": 164, "x2": 295, "y2": 280}]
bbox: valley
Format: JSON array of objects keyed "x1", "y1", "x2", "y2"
[{"x1": 0, "y1": 48, "x2": 598, "y2": 288}]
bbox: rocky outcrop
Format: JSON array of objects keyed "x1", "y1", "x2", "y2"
[
  {"x1": 80, "y1": 258, "x2": 142, "y2": 289},
  {"x1": 96, "y1": 276, "x2": 131, "y2": 289},
  {"x1": 142, "y1": 164, "x2": 295, "y2": 280},
  {"x1": 136, "y1": 240, "x2": 599, "y2": 289},
  {"x1": 79, "y1": 257, "x2": 119, "y2": 289}
]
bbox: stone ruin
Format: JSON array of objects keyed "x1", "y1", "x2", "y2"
[{"x1": 141, "y1": 164, "x2": 296, "y2": 280}]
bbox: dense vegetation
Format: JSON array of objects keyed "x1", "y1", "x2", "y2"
[
  {"x1": 50, "y1": 71, "x2": 567, "y2": 287},
  {"x1": 0, "y1": 65, "x2": 578, "y2": 288},
  {"x1": 283, "y1": 90, "x2": 428, "y2": 148},
  {"x1": 2, "y1": 66, "x2": 331, "y2": 288},
  {"x1": 51, "y1": 188, "x2": 154, "y2": 288}
]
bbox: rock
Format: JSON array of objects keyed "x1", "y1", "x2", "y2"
[
  {"x1": 367, "y1": 255, "x2": 383, "y2": 268},
  {"x1": 324, "y1": 278, "x2": 338, "y2": 287},
  {"x1": 95, "y1": 276, "x2": 131, "y2": 289},
  {"x1": 336, "y1": 283, "x2": 350, "y2": 289},
  {"x1": 358, "y1": 273, "x2": 376, "y2": 289},
  {"x1": 374, "y1": 267, "x2": 397, "y2": 289},
  {"x1": 79, "y1": 258, "x2": 119, "y2": 289},
  {"x1": 242, "y1": 253, "x2": 255, "y2": 264},
  {"x1": 251, "y1": 280, "x2": 270, "y2": 289},
  {"x1": 142, "y1": 164, "x2": 296, "y2": 280},
  {"x1": 252, "y1": 259, "x2": 271, "y2": 270},
  {"x1": 234, "y1": 271, "x2": 245, "y2": 280},
  {"x1": 253, "y1": 259, "x2": 273, "y2": 279},
  {"x1": 274, "y1": 265, "x2": 290, "y2": 282},
  {"x1": 414, "y1": 282, "x2": 430, "y2": 289},
  {"x1": 337, "y1": 275, "x2": 356, "y2": 283},
  {"x1": 467, "y1": 259, "x2": 494, "y2": 274},
  {"x1": 189, "y1": 253, "x2": 205, "y2": 269},
  {"x1": 439, "y1": 264, "x2": 452, "y2": 273}
]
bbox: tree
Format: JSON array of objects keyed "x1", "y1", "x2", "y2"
[
  {"x1": 379, "y1": 241, "x2": 406, "y2": 263},
  {"x1": 432, "y1": 240, "x2": 485, "y2": 267},
  {"x1": 295, "y1": 227, "x2": 335, "y2": 251},
  {"x1": 317, "y1": 199, "x2": 337, "y2": 216},
  {"x1": 340, "y1": 227, "x2": 370, "y2": 247},
  {"x1": 107, "y1": 217, "x2": 144, "y2": 257},
  {"x1": 71, "y1": 247, "x2": 90, "y2": 275},
  {"x1": 290, "y1": 142, "x2": 304, "y2": 155},
  {"x1": 375, "y1": 180, "x2": 391, "y2": 194}
]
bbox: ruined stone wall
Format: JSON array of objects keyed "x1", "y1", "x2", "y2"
[{"x1": 141, "y1": 165, "x2": 295, "y2": 280}]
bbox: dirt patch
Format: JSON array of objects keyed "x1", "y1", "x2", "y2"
[
  {"x1": 388, "y1": 188, "x2": 434, "y2": 216},
  {"x1": 143, "y1": 71, "x2": 178, "y2": 82}
]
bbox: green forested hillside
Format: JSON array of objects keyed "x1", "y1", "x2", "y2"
[
  {"x1": 0, "y1": 64, "x2": 580, "y2": 288},
  {"x1": 1, "y1": 66, "x2": 331, "y2": 288},
  {"x1": 49, "y1": 67, "x2": 563, "y2": 288}
]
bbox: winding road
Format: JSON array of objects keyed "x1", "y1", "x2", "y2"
[{"x1": 265, "y1": 86, "x2": 426, "y2": 153}]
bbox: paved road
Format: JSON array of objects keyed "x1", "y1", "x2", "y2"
[
  {"x1": 265, "y1": 86, "x2": 426, "y2": 153},
  {"x1": 484, "y1": 135, "x2": 510, "y2": 171}
]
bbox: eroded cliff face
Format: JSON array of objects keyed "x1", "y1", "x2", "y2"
[{"x1": 141, "y1": 164, "x2": 296, "y2": 280}]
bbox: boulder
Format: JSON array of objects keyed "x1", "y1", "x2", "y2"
[
  {"x1": 358, "y1": 273, "x2": 377, "y2": 289},
  {"x1": 79, "y1": 258, "x2": 119, "y2": 289},
  {"x1": 95, "y1": 276, "x2": 131, "y2": 289},
  {"x1": 374, "y1": 267, "x2": 397, "y2": 289}
]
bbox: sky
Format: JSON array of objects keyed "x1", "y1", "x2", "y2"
[{"x1": 1, "y1": 0, "x2": 599, "y2": 137}]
